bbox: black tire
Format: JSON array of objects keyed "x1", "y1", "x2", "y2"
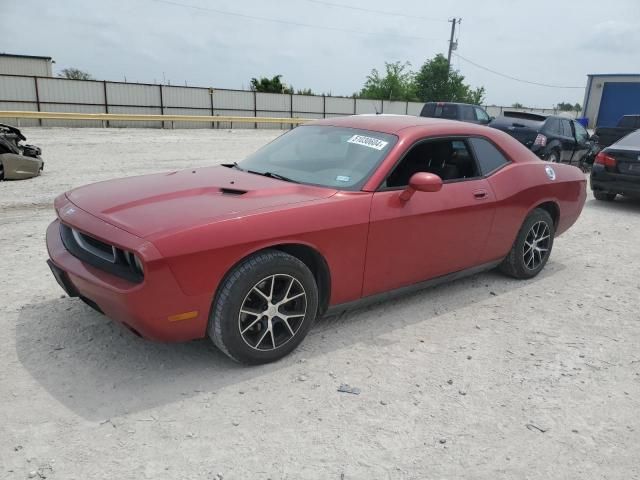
[
  {"x1": 499, "y1": 208, "x2": 555, "y2": 279},
  {"x1": 593, "y1": 191, "x2": 616, "y2": 201},
  {"x1": 208, "y1": 249, "x2": 318, "y2": 364},
  {"x1": 547, "y1": 149, "x2": 560, "y2": 163}
]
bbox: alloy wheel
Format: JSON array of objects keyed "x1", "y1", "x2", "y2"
[
  {"x1": 523, "y1": 220, "x2": 551, "y2": 270},
  {"x1": 238, "y1": 274, "x2": 307, "y2": 351}
]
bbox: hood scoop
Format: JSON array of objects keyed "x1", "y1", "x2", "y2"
[{"x1": 220, "y1": 187, "x2": 247, "y2": 195}]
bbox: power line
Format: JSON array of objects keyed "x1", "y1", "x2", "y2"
[
  {"x1": 454, "y1": 53, "x2": 584, "y2": 89},
  {"x1": 301, "y1": 0, "x2": 447, "y2": 22},
  {"x1": 150, "y1": 0, "x2": 442, "y2": 41}
]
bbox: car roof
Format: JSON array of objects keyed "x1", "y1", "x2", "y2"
[
  {"x1": 311, "y1": 114, "x2": 480, "y2": 135},
  {"x1": 423, "y1": 101, "x2": 478, "y2": 106},
  {"x1": 309, "y1": 114, "x2": 540, "y2": 166}
]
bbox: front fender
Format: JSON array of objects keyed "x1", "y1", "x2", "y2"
[{"x1": 154, "y1": 192, "x2": 373, "y2": 306}]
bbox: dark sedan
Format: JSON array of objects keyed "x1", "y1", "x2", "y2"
[
  {"x1": 490, "y1": 112, "x2": 591, "y2": 166},
  {"x1": 591, "y1": 129, "x2": 640, "y2": 201}
]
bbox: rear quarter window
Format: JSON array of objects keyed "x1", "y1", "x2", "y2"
[
  {"x1": 468, "y1": 137, "x2": 510, "y2": 175},
  {"x1": 420, "y1": 103, "x2": 435, "y2": 116}
]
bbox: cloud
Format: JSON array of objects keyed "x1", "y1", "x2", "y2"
[{"x1": 581, "y1": 20, "x2": 640, "y2": 54}]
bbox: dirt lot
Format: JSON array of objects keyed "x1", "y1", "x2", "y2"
[{"x1": 1, "y1": 127, "x2": 639, "y2": 480}]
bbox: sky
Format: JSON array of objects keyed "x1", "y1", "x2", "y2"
[{"x1": 2, "y1": 0, "x2": 639, "y2": 107}]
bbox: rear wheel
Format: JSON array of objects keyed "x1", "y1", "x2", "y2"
[
  {"x1": 208, "y1": 250, "x2": 318, "y2": 364},
  {"x1": 499, "y1": 209, "x2": 555, "y2": 279},
  {"x1": 593, "y1": 191, "x2": 616, "y2": 201},
  {"x1": 547, "y1": 149, "x2": 560, "y2": 163}
]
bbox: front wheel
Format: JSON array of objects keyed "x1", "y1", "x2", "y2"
[
  {"x1": 208, "y1": 250, "x2": 318, "y2": 364},
  {"x1": 499, "y1": 208, "x2": 555, "y2": 279}
]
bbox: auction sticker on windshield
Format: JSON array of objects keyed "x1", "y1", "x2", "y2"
[{"x1": 347, "y1": 134, "x2": 389, "y2": 150}]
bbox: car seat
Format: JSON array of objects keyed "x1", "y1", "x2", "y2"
[{"x1": 429, "y1": 142, "x2": 460, "y2": 180}]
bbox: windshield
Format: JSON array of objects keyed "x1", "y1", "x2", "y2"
[
  {"x1": 614, "y1": 129, "x2": 640, "y2": 149},
  {"x1": 237, "y1": 125, "x2": 397, "y2": 190}
]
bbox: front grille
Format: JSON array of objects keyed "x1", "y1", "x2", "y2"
[{"x1": 60, "y1": 223, "x2": 144, "y2": 283}]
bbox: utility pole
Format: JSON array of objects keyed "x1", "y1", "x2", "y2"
[{"x1": 447, "y1": 18, "x2": 461, "y2": 73}]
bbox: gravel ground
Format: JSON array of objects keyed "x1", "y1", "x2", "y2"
[{"x1": 1, "y1": 127, "x2": 639, "y2": 480}]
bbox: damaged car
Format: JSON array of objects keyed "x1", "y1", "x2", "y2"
[{"x1": 0, "y1": 123, "x2": 44, "y2": 180}]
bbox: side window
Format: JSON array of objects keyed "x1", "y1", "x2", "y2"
[
  {"x1": 462, "y1": 106, "x2": 475, "y2": 121},
  {"x1": 573, "y1": 121, "x2": 589, "y2": 143},
  {"x1": 544, "y1": 118, "x2": 560, "y2": 135},
  {"x1": 474, "y1": 107, "x2": 490, "y2": 123},
  {"x1": 435, "y1": 104, "x2": 458, "y2": 119},
  {"x1": 561, "y1": 119, "x2": 573, "y2": 137},
  {"x1": 468, "y1": 137, "x2": 510, "y2": 175},
  {"x1": 385, "y1": 138, "x2": 480, "y2": 188}
]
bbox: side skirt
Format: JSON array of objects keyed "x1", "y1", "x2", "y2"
[{"x1": 324, "y1": 260, "x2": 502, "y2": 317}]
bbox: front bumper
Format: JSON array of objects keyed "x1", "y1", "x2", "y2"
[
  {"x1": 591, "y1": 165, "x2": 640, "y2": 197},
  {"x1": 46, "y1": 218, "x2": 210, "y2": 342}
]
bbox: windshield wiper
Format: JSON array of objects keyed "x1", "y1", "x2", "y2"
[{"x1": 247, "y1": 170, "x2": 299, "y2": 183}]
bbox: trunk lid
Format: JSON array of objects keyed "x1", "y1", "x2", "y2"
[
  {"x1": 607, "y1": 148, "x2": 640, "y2": 176},
  {"x1": 490, "y1": 112, "x2": 545, "y2": 148}
]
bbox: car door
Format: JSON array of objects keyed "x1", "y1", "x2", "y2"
[
  {"x1": 559, "y1": 119, "x2": 577, "y2": 162},
  {"x1": 362, "y1": 137, "x2": 497, "y2": 297},
  {"x1": 570, "y1": 120, "x2": 590, "y2": 163}
]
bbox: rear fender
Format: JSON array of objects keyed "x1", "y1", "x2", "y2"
[{"x1": 484, "y1": 162, "x2": 585, "y2": 259}]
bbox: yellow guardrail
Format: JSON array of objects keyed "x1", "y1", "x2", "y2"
[{"x1": 0, "y1": 111, "x2": 313, "y2": 125}]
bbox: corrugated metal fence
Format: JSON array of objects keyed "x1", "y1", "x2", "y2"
[{"x1": 0, "y1": 74, "x2": 573, "y2": 129}]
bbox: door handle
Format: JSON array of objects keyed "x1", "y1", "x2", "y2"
[{"x1": 473, "y1": 190, "x2": 488, "y2": 200}]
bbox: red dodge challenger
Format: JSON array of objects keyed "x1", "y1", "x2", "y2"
[{"x1": 46, "y1": 115, "x2": 586, "y2": 364}]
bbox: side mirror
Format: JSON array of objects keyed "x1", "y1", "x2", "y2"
[{"x1": 399, "y1": 172, "x2": 443, "y2": 201}]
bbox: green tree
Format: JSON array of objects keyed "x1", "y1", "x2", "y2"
[
  {"x1": 358, "y1": 61, "x2": 416, "y2": 101},
  {"x1": 414, "y1": 54, "x2": 485, "y2": 104},
  {"x1": 511, "y1": 102, "x2": 524, "y2": 108},
  {"x1": 557, "y1": 102, "x2": 581, "y2": 112},
  {"x1": 249, "y1": 75, "x2": 292, "y2": 94},
  {"x1": 296, "y1": 88, "x2": 314, "y2": 96},
  {"x1": 57, "y1": 68, "x2": 93, "y2": 80}
]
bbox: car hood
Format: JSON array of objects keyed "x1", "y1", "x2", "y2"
[{"x1": 66, "y1": 166, "x2": 337, "y2": 239}]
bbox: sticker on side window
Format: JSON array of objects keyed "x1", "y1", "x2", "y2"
[{"x1": 347, "y1": 134, "x2": 388, "y2": 150}]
